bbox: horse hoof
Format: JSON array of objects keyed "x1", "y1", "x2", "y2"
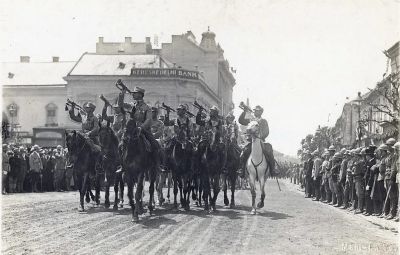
[
  {"x1": 113, "y1": 205, "x2": 118, "y2": 211},
  {"x1": 224, "y1": 198, "x2": 229, "y2": 206},
  {"x1": 250, "y1": 209, "x2": 256, "y2": 215},
  {"x1": 78, "y1": 207, "x2": 85, "y2": 212},
  {"x1": 229, "y1": 203, "x2": 235, "y2": 209},
  {"x1": 96, "y1": 200, "x2": 101, "y2": 206},
  {"x1": 85, "y1": 197, "x2": 90, "y2": 203},
  {"x1": 257, "y1": 202, "x2": 264, "y2": 209}
]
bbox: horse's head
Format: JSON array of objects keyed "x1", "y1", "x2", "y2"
[
  {"x1": 246, "y1": 121, "x2": 260, "y2": 136},
  {"x1": 65, "y1": 130, "x2": 85, "y2": 162},
  {"x1": 98, "y1": 123, "x2": 118, "y2": 150}
]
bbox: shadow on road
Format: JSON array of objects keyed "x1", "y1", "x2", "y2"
[{"x1": 233, "y1": 205, "x2": 293, "y2": 220}]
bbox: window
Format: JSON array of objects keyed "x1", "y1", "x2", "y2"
[{"x1": 45, "y1": 103, "x2": 58, "y2": 126}]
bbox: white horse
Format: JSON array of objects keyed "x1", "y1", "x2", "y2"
[{"x1": 246, "y1": 121, "x2": 269, "y2": 215}]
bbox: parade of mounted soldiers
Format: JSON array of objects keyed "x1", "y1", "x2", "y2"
[{"x1": 3, "y1": 78, "x2": 279, "y2": 222}]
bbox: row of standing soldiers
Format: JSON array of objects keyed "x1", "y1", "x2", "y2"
[{"x1": 294, "y1": 139, "x2": 399, "y2": 221}]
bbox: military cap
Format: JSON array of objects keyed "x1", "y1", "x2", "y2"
[
  {"x1": 226, "y1": 112, "x2": 235, "y2": 119},
  {"x1": 385, "y1": 138, "x2": 396, "y2": 146},
  {"x1": 393, "y1": 142, "x2": 400, "y2": 150},
  {"x1": 328, "y1": 145, "x2": 336, "y2": 151},
  {"x1": 333, "y1": 152, "x2": 342, "y2": 160},
  {"x1": 132, "y1": 86, "x2": 145, "y2": 94},
  {"x1": 210, "y1": 105, "x2": 219, "y2": 112},
  {"x1": 253, "y1": 105, "x2": 264, "y2": 112},
  {"x1": 176, "y1": 104, "x2": 187, "y2": 111},
  {"x1": 378, "y1": 144, "x2": 389, "y2": 151},
  {"x1": 83, "y1": 102, "x2": 96, "y2": 110}
]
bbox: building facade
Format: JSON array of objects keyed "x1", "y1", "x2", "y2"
[
  {"x1": 1, "y1": 30, "x2": 236, "y2": 146},
  {"x1": 334, "y1": 41, "x2": 399, "y2": 147}
]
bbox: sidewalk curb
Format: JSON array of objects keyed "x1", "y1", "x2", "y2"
[{"x1": 281, "y1": 179, "x2": 399, "y2": 233}]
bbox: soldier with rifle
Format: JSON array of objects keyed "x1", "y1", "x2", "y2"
[
  {"x1": 162, "y1": 103, "x2": 193, "y2": 149},
  {"x1": 237, "y1": 102, "x2": 276, "y2": 177}
]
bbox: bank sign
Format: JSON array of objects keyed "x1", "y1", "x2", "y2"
[{"x1": 130, "y1": 68, "x2": 199, "y2": 80}]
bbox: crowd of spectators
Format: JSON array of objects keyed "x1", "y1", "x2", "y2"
[{"x1": 2, "y1": 144, "x2": 75, "y2": 194}]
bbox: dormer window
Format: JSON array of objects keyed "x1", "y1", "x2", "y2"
[
  {"x1": 118, "y1": 62, "x2": 126, "y2": 69},
  {"x1": 8, "y1": 72, "x2": 14, "y2": 79}
]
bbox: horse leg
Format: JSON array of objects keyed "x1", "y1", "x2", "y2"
[
  {"x1": 222, "y1": 174, "x2": 229, "y2": 206},
  {"x1": 178, "y1": 178, "x2": 185, "y2": 208},
  {"x1": 183, "y1": 177, "x2": 190, "y2": 211},
  {"x1": 202, "y1": 174, "x2": 210, "y2": 212},
  {"x1": 212, "y1": 175, "x2": 221, "y2": 211},
  {"x1": 79, "y1": 172, "x2": 89, "y2": 212},
  {"x1": 148, "y1": 170, "x2": 156, "y2": 215},
  {"x1": 134, "y1": 173, "x2": 145, "y2": 221},
  {"x1": 257, "y1": 175, "x2": 266, "y2": 209},
  {"x1": 95, "y1": 172, "x2": 101, "y2": 206},
  {"x1": 126, "y1": 174, "x2": 136, "y2": 221},
  {"x1": 249, "y1": 174, "x2": 257, "y2": 215},
  {"x1": 230, "y1": 173, "x2": 236, "y2": 208},
  {"x1": 119, "y1": 172, "x2": 125, "y2": 207},
  {"x1": 198, "y1": 177, "x2": 203, "y2": 207},
  {"x1": 172, "y1": 175, "x2": 178, "y2": 209},
  {"x1": 113, "y1": 173, "x2": 119, "y2": 210},
  {"x1": 104, "y1": 179, "x2": 110, "y2": 208}
]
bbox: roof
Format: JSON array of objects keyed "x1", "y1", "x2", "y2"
[
  {"x1": 68, "y1": 53, "x2": 172, "y2": 76},
  {"x1": 1, "y1": 62, "x2": 75, "y2": 86}
]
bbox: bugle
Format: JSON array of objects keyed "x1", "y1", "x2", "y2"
[
  {"x1": 239, "y1": 101, "x2": 253, "y2": 113},
  {"x1": 65, "y1": 98, "x2": 85, "y2": 112},
  {"x1": 115, "y1": 79, "x2": 134, "y2": 94}
]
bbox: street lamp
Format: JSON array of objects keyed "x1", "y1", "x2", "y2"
[{"x1": 354, "y1": 92, "x2": 363, "y2": 147}]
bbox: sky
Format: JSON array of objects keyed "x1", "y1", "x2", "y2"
[{"x1": 1, "y1": 0, "x2": 399, "y2": 156}]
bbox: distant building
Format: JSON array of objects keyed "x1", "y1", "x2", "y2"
[
  {"x1": 1, "y1": 29, "x2": 236, "y2": 146},
  {"x1": 334, "y1": 41, "x2": 399, "y2": 147}
]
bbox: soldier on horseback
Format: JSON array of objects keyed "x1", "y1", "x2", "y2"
[
  {"x1": 68, "y1": 102, "x2": 101, "y2": 156},
  {"x1": 195, "y1": 105, "x2": 223, "y2": 145},
  {"x1": 222, "y1": 112, "x2": 241, "y2": 172},
  {"x1": 100, "y1": 94, "x2": 126, "y2": 141},
  {"x1": 150, "y1": 107, "x2": 165, "y2": 140},
  {"x1": 238, "y1": 104, "x2": 276, "y2": 177},
  {"x1": 119, "y1": 86, "x2": 160, "y2": 161},
  {"x1": 163, "y1": 104, "x2": 193, "y2": 148}
]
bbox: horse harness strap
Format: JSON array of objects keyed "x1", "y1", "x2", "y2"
[{"x1": 250, "y1": 140, "x2": 264, "y2": 182}]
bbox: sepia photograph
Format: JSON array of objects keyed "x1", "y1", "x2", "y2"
[{"x1": 1, "y1": 0, "x2": 399, "y2": 254}]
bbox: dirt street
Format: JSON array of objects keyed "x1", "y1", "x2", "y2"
[{"x1": 1, "y1": 180, "x2": 398, "y2": 255}]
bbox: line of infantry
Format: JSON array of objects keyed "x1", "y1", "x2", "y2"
[
  {"x1": 62, "y1": 79, "x2": 277, "y2": 213},
  {"x1": 290, "y1": 140, "x2": 399, "y2": 222}
]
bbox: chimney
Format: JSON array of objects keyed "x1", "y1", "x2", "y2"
[
  {"x1": 52, "y1": 56, "x2": 59, "y2": 62},
  {"x1": 145, "y1": 37, "x2": 152, "y2": 54},
  {"x1": 98, "y1": 37, "x2": 104, "y2": 43},
  {"x1": 125, "y1": 37, "x2": 131, "y2": 43},
  {"x1": 20, "y1": 56, "x2": 30, "y2": 63}
]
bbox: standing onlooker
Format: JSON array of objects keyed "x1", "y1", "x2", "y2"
[
  {"x1": 8, "y1": 149, "x2": 20, "y2": 193},
  {"x1": 2, "y1": 144, "x2": 10, "y2": 194},
  {"x1": 29, "y1": 145, "x2": 43, "y2": 192},
  {"x1": 394, "y1": 142, "x2": 400, "y2": 222},
  {"x1": 43, "y1": 150, "x2": 55, "y2": 191},
  {"x1": 312, "y1": 150, "x2": 322, "y2": 201},
  {"x1": 382, "y1": 138, "x2": 398, "y2": 220},
  {"x1": 16, "y1": 146, "x2": 28, "y2": 192},
  {"x1": 64, "y1": 149, "x2": 74, "y2": 191},
  {"x1": 364, "y1": 145, "x2": 377, "y2": 216},
  {"x1": 54, "y1": 147, "x2": 66, "y2": 192}
]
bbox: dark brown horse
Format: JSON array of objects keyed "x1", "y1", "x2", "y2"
[
  {"x1": 98, "y1": 122, "x2": 125, "y2": 210},
  {"x1": 65, "y1": 131, "x2": 96, "y2": 212},
  {"x1": 221, "y1": 141, "x2": 241, "y2": 208},
  {"x1": 165, "y1": 135, "x2": 193, "y2": 210},
  {"x1": 197, "y1": 130, "x2": 225, "y2": 212},
  {"x1": 122, "y1": 116, "x2": 159, "y2": 222}
]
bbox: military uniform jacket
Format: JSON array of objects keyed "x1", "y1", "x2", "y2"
[
  {"x1": 150, "y1": 119, "x2": 165, "y2": 140},
  {"x1": 312, "y1": 157, "x2": 322, "y2": 179},
  {"x1": 378, "y1": 157, "x2": 386, "y2": 181},
  {"x1": 339, "y1": 159, "x2": 348, "y2": 183},
  {"x1": 222, "y1": 121, "x2": 239, "y2": 143},
  {"x1": 196, "y1": 113, "x2": 223, "y2": 143},
  {"x1": 384, "y1": 154, "x2": 394, "y2": 180},
  {"x1": 123, "y1": 100, "x2": 152, "y2": 132},
  {"x1": 366, "y1": 158, "x2": 376, "y2": 188},
  {"x1": 331, "y1": 162, "x2": 341, "y2": 181},
  {"x1": 238, "y1": 111, "x2": 269, "y2": 141},
  {"x1": 69, "y1": 110, "x2": 99, "y2": 138},
  {"x1": 352, "y1": 159, "x2": 366, "y2": 180}
]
